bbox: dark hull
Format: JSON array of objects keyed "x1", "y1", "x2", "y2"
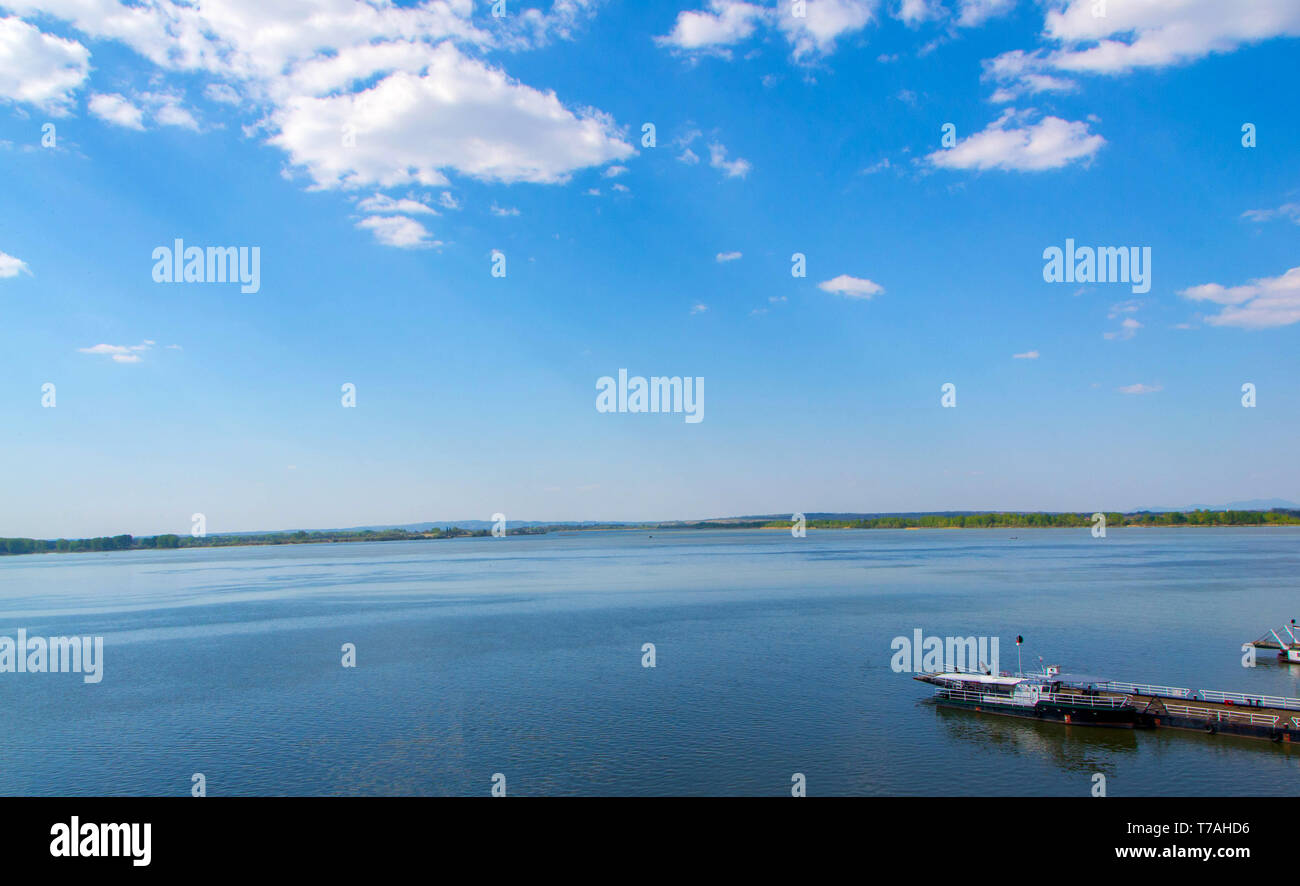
[{"x1": 932, "y1": 695, "x2": 1152, "y2": 729}]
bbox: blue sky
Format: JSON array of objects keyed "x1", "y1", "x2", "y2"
[{"x1": 1, "y1": 0, "x2": 1298, "y2": 537}]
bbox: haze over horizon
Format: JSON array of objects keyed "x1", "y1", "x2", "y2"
[{"x1": 3, "y1": 1, "x2": 1298, "y2": 539}]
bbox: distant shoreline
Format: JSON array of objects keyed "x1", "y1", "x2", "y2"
[{"x1": 3, "y1": 509, "x2": 1299, "y2": 558}]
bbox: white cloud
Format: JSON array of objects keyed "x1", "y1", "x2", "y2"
[
  {"x1": 356, "y1": 193, "x2": 437, "y2": 215},
  {"x1": 894, "y1": 0, "x2": 942, "y2": 26},
  {"x1": 1013, "y1": 349, "x2": 1039, "y2": 359},
  {"x1": 778, "y1": 0, "x2": 876, "y2": 60},
  {"x1": 141, "y1": 90, "x2": 199, "y2": 130},
  {"x1": 270, "y1": 43, "x2": 633, "y2": 190},
  {"x1": 438, "y1": 191, "x2": 461, "y2": 211},
  {"x1": 708, "y1": 142, "x2": 751, "y2": 178},
  {"x1": 611, "y1": 182, "x2": 629, "y2": 192},
  {"x1": 602, "y1": 165, "x2": 628, "y2": 178},
  {"x1": 10, "y1": 1, "x2": 631, "y2": 196},
  {"x1": 927, "y1": 108, "x2": 1104, "y2": 172},
  {"x1": 716, "y1": 251, "x2": 742, "y2": 262},
  {"x1": 655, "y1": 1, "x2": 768, "y2": 53},
  {"x1": 88, "y1": 92, "x2": 145, "y2": 130},
  {"x1": 78, "y1": 341, "x2": 153, "y2": 363},
  {"x1": 818, "y1": 274, "x2": 884, "y2": 299},
  {"x1": 1119, "y1": 383, "x2": 1162, "y2": 395},
  {"x1": 1104, "y1": 316, "x2": 1142, "y2": 340},
  {"x1": 657, "y1": 0, "x2": 876, "y2": 62},
  {"x1": 356, "y1": 215, "x2": 440, "y2": 250},
  {"x1": 1241, "y1": 204, "x2": 1300, "y2": 225},
  {"x1": 0, "y1": 250, "x2": 31, "y2": 278},
  {"x1": 1179, "y1": 266, "x2": 1300, "y2": 329},
  {"x1": 204, "y1": 83, "x2": 241, "y2": 105},
  {"x1": 678, "y1": 147, "x2": 700, "y2": 165},
  {"x1": 986, "y1": 1, "x2": 1300, "y2": 99},
  {"x1": 957, "y1": 0, "x2": 1016, "y2": 28},
  {"x1": 0, "y1": 15, "x2": 89, "y2": 115},
  {"x1": 491, "y1": 203, "x2": 521, "y2": 217},
  {"x1": 690, "y1": 302, "x2": 709, "y2": 314}
]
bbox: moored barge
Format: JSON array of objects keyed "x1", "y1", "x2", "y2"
[
  {"x1": 917, "y1": 666, "x2": 1300, "y2": 743},
  {"x1": 915, "y1": 667, "x2": 1152, "y2": 728}
]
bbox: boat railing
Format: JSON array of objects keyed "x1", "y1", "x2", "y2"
[
  {"x1": 1094, "y1": 681, "x2": 1192, "y2": 699},
  {"x1": 1041, "y1": 692, "x2": 1130, "y2": 709},
  {"x1": 935, "y1": 688, "x2": 1036, "y2": 707},
  {"x1": 935, "y1": 688, "x2": 1129, "y2": 709},
  {"x1": 1196, "y1": 689, "x2": 1300, "y2": 711},
  {"x1": 1162, "y1": 702, "x2": 1280, "y2": 727}
]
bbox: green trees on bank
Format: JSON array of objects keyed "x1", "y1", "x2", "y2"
[
  {"x1": 2, "y1": 510, "x2": 1298, "y2": 557},
  {"x1": 781, "y1": 510, "x2": 1300, "y2": 530},
  {"x1": 0, "y1": 526, "x2": 514, "y2": 556}
]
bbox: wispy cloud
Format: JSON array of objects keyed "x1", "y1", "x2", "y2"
[
  {"x1": 1119, "y1": 383, "x2": 1162, "y2": 395},
  {"x1": 708, "y1": 142, "x2": 751, "y2": 178},
  {"x1": 356, "y1": 193, "x2": 438, "y2": 215},
  {"x1": 1013, "y1": 350, "x2": 1039, "y2": 359},
  {"x1": 716, "y1": 251, "x2": 742, "y2": 262},
  {"x1": 1179, "y1": 265, "x2": 1300, "y2": 329},
  {"x1": 1241, "y1": 203, "x2": 1300, "y2": 225},
  {"x1": 79, "y1": 340, "x2": 156, "y2": 364}
]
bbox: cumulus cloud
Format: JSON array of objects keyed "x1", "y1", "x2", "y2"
[
  {"x1": 818, "y1": 274, "x2": 884, "y2": 299},
  {"x1": 269, "y1": 43, "x2": 632, "y2": 190},
  {"x1": 6, "y1": 0, "x2": 632, "y2": 203},
  {"x1": 0, "y1": 15, "x2": 89, "y2": 115},
  {"x1": 708, "y1": 141, "x2": 751, "y2": 178},
  {"x1": 986, "y1": 1, "x2": 1300, "y2": 99},
  {"x1": 88, "y1": 92, "x2": 145, "y2": 129},
  {"x1": 355, "y1": 215, "x2": 440, "y2": 250},
  {"x1": 957, "y1": 0, "x2": 1016, "y2": 28},
  {"x1": 0, "y1": 250, "x2": 32, "y2": 277},
  {"x1": 656, "y1": 0, "x2": 876, "y2": 62},
  {"x1": 927, "y1": 108, "x2": 1104, "y2": 172},
  {"x1": 655, "y1": 0, "x2": 768, "y2": 54},
  {"x1": 1179, "y1": 265, "x2": 1300, "y2": 329}
]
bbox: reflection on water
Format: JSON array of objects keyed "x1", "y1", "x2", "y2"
[{"x1": 1, "y1": 527, "x2": 1298, "y2": 795}]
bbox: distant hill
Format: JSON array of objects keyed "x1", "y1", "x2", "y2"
[{"x1": 1130, "y1": 499, "x2": 1300, "y2": 513}]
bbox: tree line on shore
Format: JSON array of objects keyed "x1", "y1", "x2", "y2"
[
  {"x1": 0, "y1": 526, "x2": 544, "y2": 556},
  {"x1": 3, "y1": 510, "x2": 1297, "y2": 556}
]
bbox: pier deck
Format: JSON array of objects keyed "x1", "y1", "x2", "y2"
[{"x1": 1078, "y1": 684, "x2": 1300, "y2": 742}]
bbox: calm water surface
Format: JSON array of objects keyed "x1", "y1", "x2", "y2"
[{"x1": 1, "y1": 528, "x2": 1297, "y2": 796}]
